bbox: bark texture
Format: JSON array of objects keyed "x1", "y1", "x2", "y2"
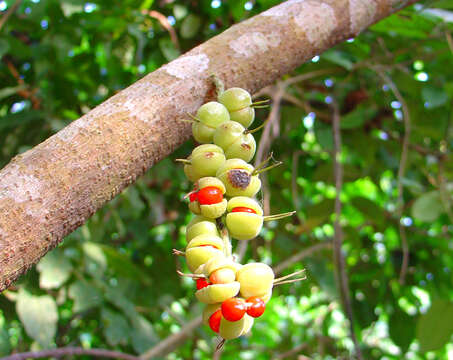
[{"x1": 0, "y1": 0, "x2": 419, "y2": 291}]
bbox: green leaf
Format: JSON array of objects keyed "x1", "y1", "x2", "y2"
[
  {"x1": 82, "y1": 242, "x2": 107, "y2": 275},
  {"x1": 0, "y1": 111, "x2": 43, "y2": 131},
  {"x1": 130, "y1": 315, "x2": 158, "y2": 353},
  {"x1": 0, "y1": 38, "x2": 9, "y2": 58},
  {"x1": 101, "y1": 309, "x2": 131, "y2": 346},
  {"x1": 422, "y1": 86, "x2": 449, "y2": 109},
  {"x1": 180, "y1": 14, "x2": 201, "y2": 39},
  {"x1": 323, "y1": 50, "x2": 354, "y2": 70},
  {"x1": 159, "y1": 38, "x2": 180, "y2": 61},
  {"x1": 417, "y1": 299, "x2": 453, "y2": 352},
  {"x1": 37, "y1": 249, "x2": 73, "y2": 289},
  {"x1": 68, "y1": 280, "x2": 103, "y2": 313},
  {"x1": 411, "y1": 191, "x2": 444, "y2": 222},
  {"x1": 16, "y1": 290, "x2": 58, "y2": 348},
  {"x1": 0, "y1": 327, "x2": 10, "y2": 356},
  {"x1": 341, "y1": 105, "x2": 377, "y2": 129},
  {"x1": 314, "y1": 121, "x2": 333, "y2": 150},
  {"x1": 0, "y1": 86, "x2": 27, "y2": 101},
  {"x1": 351, "y1": 197, "x2": 385, "y2": 225},
  {"x1": 389, "y1": 310, "x2": 416, "y2": 352}
]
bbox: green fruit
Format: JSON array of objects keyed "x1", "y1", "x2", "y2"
[
  {"x1": 195, "y1": 282, "x2": 240, "y2": 304},
  {"x1": 219, "y1": 314, "x2": 252, "y2": 340},
  {"x1": 184, "y1": 164, "x2": 200, "y2": 182},
  {"x1": 225, "y1": 197, "x2": 264, "y2": 240},
  {"x1": 185, "y1": 234, "x2": 224, "y2": 272},
  {"x1": 213, "y1": 121, "x2": 256, "y2": 162},
  {"x1": 218, "y1": 88, "x2": 252, "y2": 112},
  {"x1": 190, "y1": 144, "x2": 226, "y2": 179},
  {"x1": 200, "y1": 199, "x2": 227, "y2": 219},
  {"x1": 237, "y1": 263, "x2": 274, "y2": 298},
  {"x1": 192, "y1": 102, "x2": 230, "y2": 143},
  {"x1": 216, "y1": 158, "x2": 261, "y2": 197},
  {"x1": 229, "y1": 106, "x2": 255, "y2": 128},
  {"x1": 186, "y1": 220, "x2": 218, "y2": 242}
]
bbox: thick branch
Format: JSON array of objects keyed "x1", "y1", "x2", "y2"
[{"x1": 0, "y1": 0, "x2": 420, "y2": 291}]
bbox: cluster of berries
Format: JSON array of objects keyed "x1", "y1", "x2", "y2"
[{"x1": 175, "y1": 83, "x2": 302, "y2": 343}]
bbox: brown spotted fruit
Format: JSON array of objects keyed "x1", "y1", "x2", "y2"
[{"x1": 216, "y1": 158, "x2": 261, "y2": 198}]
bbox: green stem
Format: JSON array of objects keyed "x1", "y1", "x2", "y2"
[
  {"x1": 244, "y1": 118, "x2": 269, "y2": 135},
  {"x1": 263, "y1": 211, "x2": 296, "y2": 222},
  {"x1": 175, "y1": 158, "x2": 191, "y2": 164},
  {"x1": 252, "y1": 161, "x2": 283, "y2": 175}
]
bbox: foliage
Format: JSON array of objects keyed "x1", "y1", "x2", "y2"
[{"x1": 1, "y1": 0, "x2": 453, "y2": 359}]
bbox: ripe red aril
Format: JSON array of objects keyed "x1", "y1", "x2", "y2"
[
  {"x1": 209, "y1": 309, "x2": 222, "y2": 333},
  {"x1": 196, "y1": 278, "x2": 210, "y2": 290},
  {"x1": 221, "y1": 298, "x2": 246, "y2": 322},
  {"x1": 231, "y1": 206, "x2": 257, "y2": 214},
  {"x1": 246, "y1": 296, "x2": 265, "y2": 318},
  {"x1": 197, "y1": 186, "x2": 223, "y2": 205},
  {"x1": 189, "y1": 192, "x2": 198, "y2": 202}
]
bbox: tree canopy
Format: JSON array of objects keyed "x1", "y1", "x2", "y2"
[{"x1": 1, "y1": 0, "x2": 453, "y2": 359}]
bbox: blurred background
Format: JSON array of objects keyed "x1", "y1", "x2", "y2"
[{"x1": 1, "y1": 0, "x2": 453, "y2": 359}]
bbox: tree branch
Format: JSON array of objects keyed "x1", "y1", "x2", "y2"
[
  {"x1": 331, "y1": 101, "x2": 362, "y2": 360},
  {"x1": 0, "y1": 0, "x2": 421, "y2": 292},
  {"x1": 0, "y1": 0, "x2": 21, "y2": 31},
  {"x1": 0, "y1": 347, "x2": 139, "y2": 360}
]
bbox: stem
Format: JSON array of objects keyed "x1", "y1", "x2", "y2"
[
  {"x1": 217, "y1": 218, "x2": 232, "y2": 259},
  {"x1": 252, "y1": 161, "x2": 283, "y2": 175},
  {"x1": 251, "y1": 99, "x2": 270, "y2": 106},
  {"x1": 176, "y1": 270, "x2": 206, "y2": 279},
  {"x1": 175, "y1": 158, "x2": 191, "y2": 164},
  {"x1": 274, "y1": 269, "x2": 306, "y2": 283},
  {"x1": 254, "y1": 152, "x2": 274, "y2": 172},
  {"x1": 263, "y1": 211, "x2": 296, "y2": 222},
  {"x1": 210, "y1": 74, "x2": 225, "y2": 97},
  {"x1": 172, "y1": 249, "x2": 185, "y2": 256},
  {"x1": 273, "y1": 276, "x2": 307, "y2": 286},
  {"x1": 186, "y1": 113, "x2": 217, "y2": 129},
  {"x1": 244, "y1": 118, "x2": 269, "y2": 135}
]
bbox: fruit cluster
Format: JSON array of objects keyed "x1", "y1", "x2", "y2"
[{"x1": 175, "y1": 81, "x2": 303, "y2": 344}]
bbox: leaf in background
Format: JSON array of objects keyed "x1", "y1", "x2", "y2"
[
  {"x1": 159, "y1": 38, "x2": 180, "y2": 61},
  {"x1": 422, "y1": 86, "x2": 449, "y2": 109},
  {"x1": 37, "y1": 249, "x2": 73, "y2": 289},
  {"x1": 314, "y1": 121, "x2": 333, "y2": 150},
  {"x1": 0, "y1": 86, "x2": 27, "y2": 101},
  {"x1": 180, "y1": 14, "x2": 201, "y2": 39},
  {"x1": 389, "y1": 309, "x2": 416, "y2": 353},
  {"x1": 351, "y1": 197, "x2": 385, "y2": 226},
  {"x1": 0, "y1": 111, "x2": 44, "y2": 131},
  {"x1": 16, "y1": 290, "x2": 58, "y2": 348},
  {"x1": 417, "y1": 299, "x2": 453, "y2": 352},
  {"x1": 101, "y1": 309, "x2": 131, "y2": 346},
  {"x1": 411, "y1": 191, "x2": 444, "y2": 222},
  {"x1": 322, "y1": 50, "x2": 354, "y2": 70},
  {"x1": 68, "y1": 280, "x2": 103, "y2": 312},
  {"x1": 82, "y1": 242, "x2": 107, "y2": 275},
  {"x1": 130, "y1": 315, "x2": 159, "y2": 353},
  {"x1": 341, "y1": 105, "x2": 377, "y2": 129},
  {"x1": 0, "y1": 38, "x2": 10, "y2": 57},
  {"x1": 0, "y1": 327, "x2": 10, "y2": 356}
]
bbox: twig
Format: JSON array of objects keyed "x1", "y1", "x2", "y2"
[
  {"x1": 375, "y1": 69, "x2": 411, "y2": 285},
  {"x1": 331, "y1": 101, "x2": 363, "y2": 360},
  {"x1": 140, "y1": 316, "x2": 202, "y2": 359},
  {"x1": 273, "y1": 242, "x2": 331, "y2": 275},
  {"x1": 446, "y1": 30, "x2": 453, "y2": 56},
  {"x1": 5, "y1": 58, "x2": 41, "y2": 109},
  {"x1": 142, "y1": 10, "x2": 180, "y2": 50},
  {"x1": 0, "y1": 0, "x2": 21, "y2": 31},
  {"x1": 0, "y1": 347, "x2": 139, "y2": 360},
  {"x1": 281, "y1": 68, "x2": 340, "y2": 88}
]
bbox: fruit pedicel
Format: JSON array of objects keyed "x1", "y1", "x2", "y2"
[{"x1": 174, "y1": 77, "x2": 305, "y2": 347}]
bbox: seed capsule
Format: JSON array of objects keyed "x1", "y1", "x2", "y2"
[
  {"x1": 219, "y1": 314, "x2": 254, "y2": 340},
  {"x1": 186, "y1": 217, "x2": 218, "y2": 243},
  {"x1": 185, "y1": 234, "x2": 224, "y2": 272},
  {"x1": 195, "y1": 281, "x2": 241, "y2": 304},
  {"x1": 237, "y1": 263, "x2": 274, "y2": 299},
  {"x1": 192, "y1": 102, "x2": 230, "y2": 143},
  {"x1": 229, "y1": 106, "x2": 255, "y2": 128},
  {"x1": 225, "y1": 197, "x2": 264, "y2": 240},
  {"x1": 216, "y1": 158, "x2": 261, "y2": 197},
  {"x1": 213, "y1": 121, "x2": 256, "y2": 162},
  {"x1": 188, "y1": 177, "x2": 227, "y2": 219},
  {"x1": 183, "y1": 144, "x2": 226, "y2": 182}
]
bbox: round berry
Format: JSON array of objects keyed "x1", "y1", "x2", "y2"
[
  {"x1": 246, "y1": 296, "x2": 265, "y2": 318},
  {"x1": 190, "y1": 144, "x2": 226, "y2": 180},
  {"x1": 192, "y1": 102, "x2": 230, "y2": 143},
  {"x1": 226, "y1": 197, "x2": 263, "y2": 240},
  {"x1": 218, "y1": 88, "x2": 252, "y2": 112},
  {"x1": 213, "y1": 121, "x2": 256, "y2": 162},
  {"x1": 216, "y1": 158, "x2": 261, "y2": 197},
  {"x1": 230, "y1": 106, "x2": 255, "y2": 128},
  {"x1": 221, "y1": 298, "x2": 246, "y2": 322},
  {"x1": 209, "y1": 310, "x2": 222, "y2": 333},
  {"x1": 197, "y1": 186, "x2": 223, "y2": 205},
  {"x1": 209, "y1": 268, "x2": 236, "y2": 284}
]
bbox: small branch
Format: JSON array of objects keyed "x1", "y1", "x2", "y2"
[
  {"x1": 0, "y1": 347, "x2": 139, "y2": 360},
  {"x1": 142, "y1": 10, "x2": 180, "y2": 50},
  {"x1": 5, "y1": 58, "x2": 41, "y2": 109},
  {"x1": 273, "y1": 242, "x2": 331, "y2": 275},
  {"x1": 331, "y1": 101, "x2": 363, "y2": 360},
  {"x1": 0, "y1": 0, "x2": 21, "y2": 31},
  {"x1": 140, "y1": 316, "x2": 202, "y2": 360},
  {"x1": 375, "y1": 69, "x2": 411, "y2": 285}
]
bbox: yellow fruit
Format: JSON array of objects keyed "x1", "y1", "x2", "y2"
[
  {"x1": 237, "y1": 263, "x2": 274, "y2": 298},
  {"x1": 195, "y1": 282, "x2": 240, "y2": 304}
]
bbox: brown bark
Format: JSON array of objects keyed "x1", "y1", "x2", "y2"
[{"x1": 0, "y1": 0, "x2": 419, "y2": 292}]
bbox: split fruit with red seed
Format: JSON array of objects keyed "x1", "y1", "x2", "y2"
[{"x1": 188, "y1": 177, "x2": 227, "y2": 219}]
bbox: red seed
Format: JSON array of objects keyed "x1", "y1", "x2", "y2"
[
  {"x1": 221, "y1": 298, "x2": 246, "y2": 322},
  {"x1": 246, "y1": 296, "x2": 265, "y2": 318},
  {"x1": 209, "y1": 310, "x2": 222, "y2": 333},
  {"x1": 196, "y1": 278, "x2": 210, "y2": 290},
  {"x1": 231, "y1": 206, "x2": 256, "y2": 214},
  {"x1": 197, "y1": 186, "x2": 223, "y2": 205},
  {"x1": 189, "y1": 191, "x2": 198, "y2": 202}
]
